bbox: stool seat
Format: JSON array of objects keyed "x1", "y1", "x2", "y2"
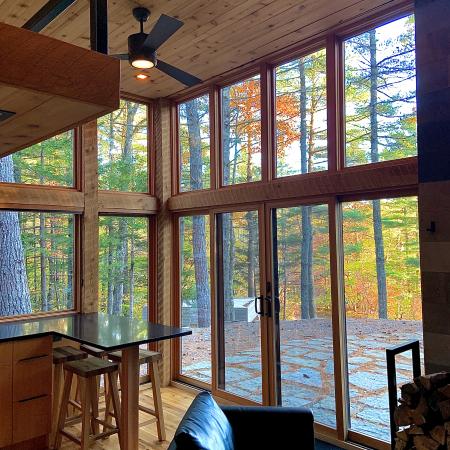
[
  {"x1": 53, "y1": 346, "x2": 87, "y2": 364},
  {"x1": 65, "y1": 357, "x2": 119, "y2": 378},
  {"x1": 80, "y1": 344, "x2": 108, "y2": 358},
  {"x1": 108, "y1": 349, "x2": 162, "y2": 364}
]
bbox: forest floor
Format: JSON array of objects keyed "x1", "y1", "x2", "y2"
[{"x1": 181, "y1": 317, "x2": 423, "y2": 442}]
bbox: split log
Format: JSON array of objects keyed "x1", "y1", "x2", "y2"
[
  {"x1": 413, "y1": 435, "x2": 440, "y2": 450},
  {"x1": 430, "y1": 425, "x2": 446, "y2": 445}
]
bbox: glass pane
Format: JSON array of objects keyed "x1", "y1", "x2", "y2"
[
  {"x1": 98, "y1": 100, "x2": 148, "y2": 192},
  {"x1": 178, "y1": 96, "x2": 210, "y2": 192},
  {"x1": 344, "y1": 15, "x2": 416, "y2": 166},
  {"x1": 274, "y1": 205, "x2": 335, "y2": 427},
  {"x1": 0, "y1": 209, "x2": 74, "y2": 317},
  {"x1": 342, "y1": 197, "x2": 422, "y2": 441},
  {"x1": 218, "y1": 210, "x2": 262, "y2": 402},
  {"x1": 98, "y1": 216, "x2": 148, "y2": 318},
  {"x1": 221, "y1": 76, "x2": 262, "y2": 185},
  {"x1": 0, "y1": 132, "x2": 73, "y2": 186},
  {"x1": 179, "y1": 215, "x2": 211, "y2": 383},
  {"x1": 275, "y1": 49, "x2": 327, "y2": 177}
]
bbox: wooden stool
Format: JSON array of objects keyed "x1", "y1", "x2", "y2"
[
  {"x1": 55, "y1": 357, "x2": 122, "y2": 449},
  {"x1": 52, "y1": 346, "x2": 88, "y2": 446},
  {"x1": 106, "y1": 349, "x2": 166, "y2": 441},
  {"x1": 80, "y1": 344, "x2": 108, "y2": 396}
]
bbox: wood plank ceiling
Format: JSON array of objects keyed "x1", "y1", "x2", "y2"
[{"x1": 0, "y1": 0, "x2": 407, "y2": 100}]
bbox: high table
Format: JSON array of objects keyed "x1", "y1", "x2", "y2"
[{"x1": 0, "y1": 312, "x2": 192, "y2": 450}]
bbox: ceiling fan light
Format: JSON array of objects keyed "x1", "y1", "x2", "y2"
[{"x1": 131, "y1": 58, "x2": 154, "y2": 69}]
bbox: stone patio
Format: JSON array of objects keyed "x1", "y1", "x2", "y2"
[{"x1": 181, "y1": 317, "x2": 423, "y2": 442}]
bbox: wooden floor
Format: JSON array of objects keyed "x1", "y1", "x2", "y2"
[{"x1": 60, "y1": 386, "x2": 196, "y2": 449}]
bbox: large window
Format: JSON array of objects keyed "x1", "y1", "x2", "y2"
[
  {"x1": 97, "y1": 100, "x2": 148, "y2": 192},
  {"x1": 0, "y1": 210, "x2": 75, "y2": 317},
  {"x1": 344, "y1": 15, "x2": 416, "y2": 166},
  {"x1": 221, "y1": 75, "x2": 262, "y2": 185},
  {"x1": 178, "y1": 95, "x2": 211, "y2": 192},
  {"x1": 275, "y1": 49, "x2": 327, "y2": 177},
  {"x1": 0, "y1": 132, "x2": 73, "y2": 186},
  {"x1": 172, "y1": 11, "x2": 418, "y2": 450},
  {"x1": 179, "y1": 215, "x2": 211, "y2": 384},
  {"x1": 342, "y1": 196, "x2": 421, "y2": 441},
  {"x1": 98, "y1": 216, "x2": 148, "y2": 318}
]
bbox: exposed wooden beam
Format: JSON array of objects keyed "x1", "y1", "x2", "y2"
[
  {"x1": 98, "y1": 191, "x2": 159, "y2": 215},
  {"x1": 0, "y1": 183, "x2": 83, "y2": 211},
  {"x1": 22, "y1": 0, "x2": 77, "y2": 32},
  {"x1": 168, "y1": 158, "x2": 418, "y2": 212}
]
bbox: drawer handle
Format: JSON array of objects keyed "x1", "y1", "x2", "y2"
[
  {"x1": 18, "y1": 394, "x2": 47, "y2": 403},
  {"x1": 18, "y1": 353, "x2": 49, "y2": 362}
]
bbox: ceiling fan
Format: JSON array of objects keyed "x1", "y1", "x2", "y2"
[{"x1": 111, "y1": 7, "x2": 202, "y2": 87}]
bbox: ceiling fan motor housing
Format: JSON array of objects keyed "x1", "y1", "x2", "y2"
[{"x1": 128, "y1": 32, "x2": 157, "y2": 67}]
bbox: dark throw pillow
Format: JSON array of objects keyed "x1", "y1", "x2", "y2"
[{"x1": 174, "y1": 391, "x2": 234, "y2": 450}]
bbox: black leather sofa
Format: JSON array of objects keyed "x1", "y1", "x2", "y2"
[{"x1": 169, "y1": 391, "x2": 315, "y2": 450}]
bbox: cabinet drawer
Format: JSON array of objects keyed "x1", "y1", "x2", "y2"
[
  {"x1": 13, "y1": 336, "x2": 51, "y2": 363},
  {"x1": 12, "y1": 394, "x2": 51, "y2": 444},
  {"x1": 13, "y1": 354, "x2": 52, "y2": 402},
  {"x1": 0, "y1": 343, "x2": 12, "y2": 447}
]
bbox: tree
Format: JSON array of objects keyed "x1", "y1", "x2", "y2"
[
  {"x1": 0, "y1": 156, "x2": 32, "y2": 316},
  {"x1": 185, "y1": 98, "x2": 211, "y2": 327},
  {"x1": 345, "y1": 17, "x2": 415, "y2": 318}
]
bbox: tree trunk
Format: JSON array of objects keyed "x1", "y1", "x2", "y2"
[
  {"x1": 246, "y1": 211, "x2": 257, "y2": 298},
  {"x1": 298, "y1": 58, "x2": 314, "y2": 319},
  {"x1": 369, "y1": 29, "x2": 388, "y2": 319},
  {"x1": 107, "y1": 222, "x2": 114, "y2": 314},
  {"x1": 0, "y1": 156, "x2": 32, "y2": 316},
  {"x1": 129, "y1": 231, "x2": 135, "y2": 318},
  {"x1": 186, "y1": 99, "x2": 211, "y2": 328},
  {"x1": 221, "y1": 89, "x2": 235, "y2": 322},
  {"x1": 67, "y1": 216, "x2": 73, "y2": 309}
]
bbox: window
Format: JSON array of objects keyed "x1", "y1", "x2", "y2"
[
  {"x1": 179, "y1": 215, "x2": 211, "y2": 383},
  {"x1": 98, "y1": 216, "x2": 148, "y2": 318},
  {"x1": 342, "y1": 196, "x2": 421, "y2": 440},
  {"x1": 97, "y1": 100, "x2": 148, "y2": 192},
  {"x1": 0, "y1": 131, "x2": 73, "y2": 187},
  {"x1": 0, "y1": 210, "x2": 75, "y2": 317},
  {"x1": 344, "y1": 15, "x2": 416, "y2": 166},
  {"x1": 275, "y1": 49, "x2": 327, "y2": 177},
  {"x1": 221, "y1": 75, "x2": 262, "y2": 185},
  {"x1": 272, "y1": 204, "x2": 334, "y2": 426},
  {"x1": 178, "y1": 95, "x2": 211, "y2": 192},
  {"x1": 217, "y1": 210, "x2": 262, "y2": 402}
]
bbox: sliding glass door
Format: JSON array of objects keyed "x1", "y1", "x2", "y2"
[
  {"x1": 215, "y1": 208, "x2": 269, "y2": 403},
  {"x1": 269, "y1": 203, "x2": 336, "y2": 428}
]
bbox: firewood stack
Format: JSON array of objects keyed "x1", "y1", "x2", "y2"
[{"x1": 395, "y1": 373, "x2": 450, "y2": 450}]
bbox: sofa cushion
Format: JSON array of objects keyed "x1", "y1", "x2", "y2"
[{"x1": 174, "y1": 391, "x2": 234, "y2": 450}]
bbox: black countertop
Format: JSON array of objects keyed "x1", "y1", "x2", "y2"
[{"x1": 0, "y1": 313, "x2": 191, "y2": 350}]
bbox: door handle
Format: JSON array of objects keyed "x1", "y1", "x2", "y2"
[{"x1": 254, "y1": 295, "x2": 264, "y2": 315}]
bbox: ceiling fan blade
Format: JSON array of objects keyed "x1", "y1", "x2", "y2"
[
  {"x1": 143, "y1": 14, "x2": 183, "y2": 50},
  {"x1": 156, "y1": 60, "x2": 202, "y2": 87},
  {"x1": 110, "y1": 53, "x2": 129, "y2": 60}
]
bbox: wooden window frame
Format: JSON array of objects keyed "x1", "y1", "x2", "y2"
[
  {"x1": 0, "y1": 95, "x2": 158, "y2": 326},
  {"x1": 169, "y1": 3, "x2": 417, "y2": 450}
]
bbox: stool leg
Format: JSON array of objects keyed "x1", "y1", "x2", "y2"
[
  {"x1": 54, "y1": 370, "x2": 73, "y2": 450},
  {"x1": 104, "y1": 375, "x2": 114, "y2": 433},
  {"x1": 108, "y1": 371, "x2": 122, "y2": 449},
  {"x1": 89, "y1": 377, "x2": 100, "y2": 435},
  {"x1": 80, "y1": 377, "x2": 92, "y2": 450},
  {"x1": 150, "y1": 360, "x2": 166, "y2": 441},
  {"x1": 51, "y1": 362, "x2": 63, "y2": 444}
]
